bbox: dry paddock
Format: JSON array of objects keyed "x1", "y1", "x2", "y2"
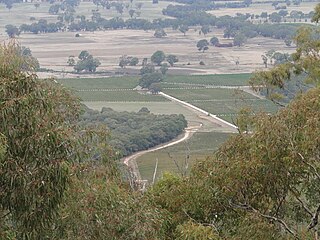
[{"x1": 11, "y1": 27, "x2": 297, "y2": 76}]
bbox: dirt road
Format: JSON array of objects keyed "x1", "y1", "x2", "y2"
[{"x1": 122, "y1": 124, "x2": 202, "y2": 181}]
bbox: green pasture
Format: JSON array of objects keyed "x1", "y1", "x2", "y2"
[
  {"x1": 58, "y1": 77, "x2": 139, "y2": 90},
  {"x1": 191, "y1": 98, "x2": 279, "y2": 115},
  {"x1": 164, "y1": 73, "x2": 251, "y2": 86},
  {"x1": 75, "y1": 90, "x2": 167, "y2": 102},
  {"x1": 163, "y1": 88, "x2": 279, "y2": 121},
  {"x1": 83, "y1": 101, "x2": 232, "y2": 132},
  {"x1": 137, "y1": 132, "x2": 233, "y2": 182},
  {"x1": 163, "y1": 88, "x2": 255, "y2": 101}
]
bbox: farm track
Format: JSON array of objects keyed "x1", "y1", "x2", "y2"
[
  {"x1": 88, "y1": 84, "x2": 263, "y2": 184},
  {"x1": 122, "y1": 91, "x2": 239, "y2": 185},
  {"x1": 122, "y1": 124, "x2": 202, "y2": 184}
]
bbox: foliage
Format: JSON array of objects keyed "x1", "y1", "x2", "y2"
[
  {"x1": 200, "y1": 25, "x2": 210, "y2": 35},
  {"x1": 74, "y1": 50, "x2": 101, "y2": 72},
  {"x1": 210, "y1": 36, "x2": 219, "y2": 46},
  {"x1": 79, "y1": 107, "x2": 187, "y2": 157},
  {"x1": 149, "y1": 82, "x2": 162, "y2": 94},
  {"x1": 179, "y1": 25, "x2": 189, "y2": 36},
  {"x1": 50, "y1": 162, "x2": 167, "y2": 240},
  {"x1": 67, "y1": 55, "x2": 75, "y2": 66},
  {"x1": 188, "y1": 87, "x2": 320, "y2": 239},
  {"x1": 151, "y1": 50, "x2": 166, "y2": 66},
  {"x1": 139, "y1": 72, "x2": 164, "y2": 88},
  {"x1": 0, "y1": 42, "x2": 81, "y2": 238},
  {"x1": 154, "y1": 28, "x2": 167, "y2": 38},
  {"x1": 175, "y1": 221, "x2": 220, "y2": 240},
  {"x1": 167, "y1": 54, "x2": 179, "y2": 67},
  {"x1": 197, "y1": 39, "x2": 209, "y2": 52},
  {"x1": 140, "y1": 64, "x2": 155, "y2": 75},
  {"x1": 5, "y1": 24, "x2": 20, "y2": 38},
  {"x1": 233, "y1": 33, "x2": 247, "y2": 47},
  {"x1": 160, "y1": 63, "x2": 169, "y2": 75}
]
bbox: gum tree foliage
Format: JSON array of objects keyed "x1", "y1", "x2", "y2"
[
  {"x1": 74, "y1": 50, "x2": 101, "y2": 72},
  {"x1": 233, "y1": 33, "x2": 247, "y2": 47},
  {"x1": 154, "y1": 28, "x2": 167, "y2": 38},
  {"x1": 166, "y1": 54, "x2": 179, "y2": 66},
  {"x1": 151, "y1": 50, "x2": 166, "y2": 66},
  {"x1": 197, "y1": 39, "x2": 209, "y2": 52},
  {"x1": 160, "y1": 63, "x2": 169, "y2": 75},
  {"x1": 0, "y1": 42, "x2": 81, "y2": 238},
  {"x1": 139, "y1": 72, "x2": 164, "y2": 89},
  {"x1": 179, "y1": 24, "x2": 189, "y2": 36},
  {"x1": 210, "y1": 36, "x2": 219, "y2": 46},
  {"x1": 5, "y1": 24, "x2": 20, "y2": 38},
  {"x1": 79, "y1": 107, "x2": 187, "y2": 156}
]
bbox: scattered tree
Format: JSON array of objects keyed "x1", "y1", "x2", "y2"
[
  {"x1": 210, "y1": 36, "x2": 219, "y2": 46},
  {"x1": 74, "y1": 50, "x2": 101, "y2": 72},
  {"x1": 166, "y1": 54, "x2": 179, "y2": 67},
  {"x1": 67, "y1": 55, "x2": 76, "y2": 66},
  {"x1": 160, "y1": 63, "x2": 169, "y2": 75},
  {"x1": 233, "y1": 33, "x2": 247, "y2": 47},
  {"x1": 5, "y1": 24, "x2": 20, "y2": 38},
  {"x1": 200, "y1": 25, "x2": 210, "y2": 35},
  {"x1": 151, "y1": 50, "x2": 165, "y2": 66},
  {"x1": 154, "y1": 28, "x2": 167, "y2": 38},
  {"x1": 197, "y1": 39, "x2": 209, "y2": 52},
  {"x1": 129, "y1": 9, "x2": 135, "y2": 18},
  {"x1": 179, "y1": 25, "x2": 189, "y2": 36}
]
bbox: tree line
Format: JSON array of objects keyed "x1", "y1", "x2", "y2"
[{"x1": 5, "y1": 3, "x2": 309, "y2": 43}]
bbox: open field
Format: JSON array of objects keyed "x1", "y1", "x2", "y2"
[
  {"x1": 77, "y1": 90, "x2": 168, "y2": 101},
  {"x1": 163, "y1": 73, "x2": 251, "y2": 86},
  {"x1": 208, "y1": 2, "x2": 318, "y2": 17},
  {"x1": 83, "y1": 101, "x2": 234, "y2": 133},
  {"x1": 163, "y1": 88, "x2": 279, "y2": 121},
  {"x1": 12, "y1": 28, "x2": 295, "y2": 76},
  {"x1": 61, "y1": 75, "x2": 275, "y2": 181},
  {"x1": 137, "y1": 132, "x2": 232, "y2": 182},
  {"x1": 59, "y1": 76, "x2": 139, "y2": 89},
  {"x1": 0, "y1": 0, "x2": 176, "y2": 34},
  {"x1": 163, "y1": 88, "x2": 255, "y2": 101}
]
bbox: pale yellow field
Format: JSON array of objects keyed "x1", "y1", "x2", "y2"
[
  {"x1": 13, "y1": 27, "x2": 295, "y2": 77},
  {"x1": 208, "y1": 2, "x2": 317, "y2": 17}
]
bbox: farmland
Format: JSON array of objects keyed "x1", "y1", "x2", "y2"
[
  {"x1": 58, "y1": 74, "x2": 279, "y2": 180},
  {"x1": 137, "y1": 132, "x2": 233, "y2": 182},
  {"x1": 2, "y1": 0, "x2": 309, "y2": 182}
]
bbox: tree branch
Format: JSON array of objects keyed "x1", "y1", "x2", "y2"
[
  {"x1": 229, "y1": 200, "x2": 299, "y2": 239},
  {"x1": 298, "y1": 153, "x2": 320, "y2": 181},
  {"x1": 290, "y1": 188, "x2": 313, "y2": 217},
  {"x1": 308, "y1": 204, "x2": 320, "y2": 230}
]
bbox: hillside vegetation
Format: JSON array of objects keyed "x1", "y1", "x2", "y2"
[{"x1": 0, "y1": 3, "x2": 319, "y2": 240}]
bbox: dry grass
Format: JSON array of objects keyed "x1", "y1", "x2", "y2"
[
  {"x1": 208, "y1": 2, "x2": 317, "y2": 17},
  {"x1": 12, "y1": 27, "x2": 296, "y2": 76}
]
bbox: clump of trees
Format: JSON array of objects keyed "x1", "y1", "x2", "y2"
[
  {"x1": 74, "y1": 50, "x2": 101, "y2": 72},
  {"x1": 197, "y1": 39, "x2": 209, "y2": 52},
  {"x1": 138, "y1": 51, "x2": 179, "y2": 90},
  {"x1": 119, "y1": 55, "x2": 139, "y2": 68},
  {"x1": 5, "y1": 24, "x2": 20, "y2": 38},
  {"x1": 79, "y1": 107, "x2": 187, "y2": 157},
  {"x1": 154, "y1": 28, "x2": 167, "y2": 38}
]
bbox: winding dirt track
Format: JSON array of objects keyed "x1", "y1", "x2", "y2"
[{"x1": 122, "y1": 124, "x2": 202, "y2": 181}]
